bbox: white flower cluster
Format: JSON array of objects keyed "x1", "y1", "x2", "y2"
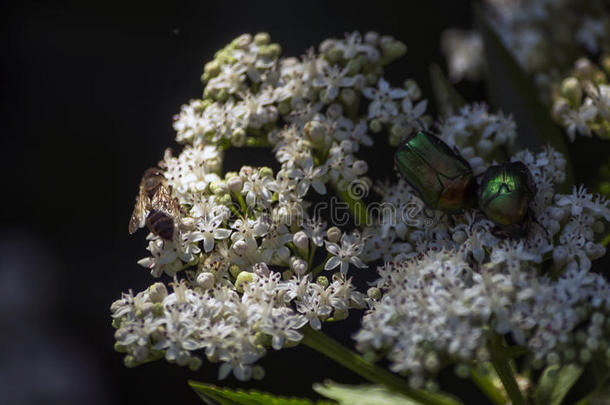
[
  {"x1": 440, "y1": 29, "x2": 485, "y2": 82},
  {"x1": 486, "y1": 0, "x2": 609, "y2": 77},
  {"x1": 356, "y1": 105, "x2": 610, "y2": 386},
  {"x1": 114, "y1": 31, "x2": 424, "y2": 380},
  {"x1": 438, "y1": 103, "x2": 517, "y2": 173},
  {"x1": 552, "y1": 58, "x2": 610, "y2": 141},
  {"x1": 441, "y1": 0, "x2": 610, "y2": 140},
  {"x1": 112, "y1": 263, "x2": 364, "y2": 380}
]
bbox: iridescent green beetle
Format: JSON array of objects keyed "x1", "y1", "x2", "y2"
[
  {"x1": 394, "y1": 131, "x2": 477, "y2": 212},
  {"x1": 478, "y1": 161, "x2": 536, "y2": 231}
]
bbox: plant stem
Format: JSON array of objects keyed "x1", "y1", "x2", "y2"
[
  {"x1": 601, "y1": 232, "x2": 610, "y2": 247},
  {"x1": 307, "y1": 244, "x2": 317, "y2": 271},
  {"x1": 488, "y1": 334, "x2": 525, "y2": 405},
  {"x1": 332, "y1": 183, "x2": 369, "y2": 227},
  {"x1": 301, "y1": 326, "x2": 462, "y2": 405},
  {"x1": 310, "y1": 254, "x2": 330, "y2": 278},
  {"x1": 470, "y1": 367, "x2": 507, "y2": 405}
]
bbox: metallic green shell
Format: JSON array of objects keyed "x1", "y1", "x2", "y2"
[
  {"x1": 394, "y1": 131, "x2": 477, "y2": 212},
  {"x1": 478, "y1": 162, "x2": 535, "y2": 227}
]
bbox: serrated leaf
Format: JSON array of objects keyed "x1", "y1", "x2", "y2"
[
  {"x1": 189, "y1": 381, "x2": 335, "y2": 405},
  {"x1": 429, "y1": 63, "x2": 466, "y2": 117},
  {"x1": 534, "y1": 364, "x2": 583, "y2": 405},
  {"x1": 313, "y1": 380, "x2": 419, "y2": 405},
  {"x1": 474, "y1": 4, "x2": 574, "y2": 193}
]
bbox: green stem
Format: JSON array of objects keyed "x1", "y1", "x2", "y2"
[
  {"x1": 301, "y1": 327, "x2": 462, "y2": 405},
  {"x1": 307, "y1": 244, "x2": 317, "y2": 271},
  {"x1": 470, "y1": 367, "x2": 507, "y2": 405},
  {"x1": 601, "y1": 232, "x2": 610, "y2": 247},
  {"x1": 310, "y1": 254, "x2": 331, "y2": 278},
  {"x1": 488, "y1": 334, "x2": 525, "y2": 405},
  {"x1": 332, "y1": 182, "x2": 370, "y2": 227}
]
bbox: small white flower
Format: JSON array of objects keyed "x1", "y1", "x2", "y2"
[
  {"x1": 363, "y1": 78, "x2": 408, "y2": 121},
  {"x1": 194, "y1": 213, "x2": 232, "y2": 253},
  {"x1": 313, "y1": 64, "x2": 361, "y2": 100},
  {"x1": 324, "y1": 231, "x2": 368, "y2": 274}
]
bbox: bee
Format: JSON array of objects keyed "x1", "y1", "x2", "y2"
[{"x1": 128, "y1": 167, "x2": 180, "y2": 241}]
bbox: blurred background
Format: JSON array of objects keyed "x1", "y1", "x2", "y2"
[{"x1": 1, "y1": 1, "x2": 608, "y2": 404}]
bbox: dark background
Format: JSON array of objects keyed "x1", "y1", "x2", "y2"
[{"x1": 1, "y1": 1, "x2": 608, "y2": 404}]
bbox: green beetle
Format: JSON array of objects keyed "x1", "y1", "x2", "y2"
[
  {"x1": 478, "y1": 161, "x2": 536, "y2": 232},
  {"x1": 394, "y1": 131, "x2": 477, "y2": 212}
]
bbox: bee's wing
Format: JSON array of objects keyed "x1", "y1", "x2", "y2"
[
  {"x1": 128, "y1": 188, "x2": 150, "y2": 234},
  {"x1": 151, "y1": 184, "x2": 179, "y2": 216}
]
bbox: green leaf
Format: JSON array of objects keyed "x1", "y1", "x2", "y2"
[
  {"x1": 534, "y1": 364, "x2": 583, "y2": 405},
  {"x1": 429, "y1": 63, "x2": 466, "y2": 117},
  {"x1": 313, "y1": 380, "x2": 419, "y2": 405},
  {"x1": 474, "y1": 4, "x2": 574, "y2": 193},
  {"x1": 188, "y1": 381, "x2": 335, "y2": 405},
  {"x1": 576, "y1": 385, "x2": 610, "y2": 405}
]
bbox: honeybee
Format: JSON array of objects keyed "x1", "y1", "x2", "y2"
[{"x1": 128, "y1": 167, "x2": 180, "y2": 241}]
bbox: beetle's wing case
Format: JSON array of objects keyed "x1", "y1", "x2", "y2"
[
  {"x1": 395, "y1": 131, "x2": 476, "y2": 212},
  {"x1": 395, "y1": 132, "x2": 445, "y2": 208}
]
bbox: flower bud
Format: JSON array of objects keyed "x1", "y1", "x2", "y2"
[
  {"x1": 188, "y1": 356, "x2": 203, "y2": 371},
  {"x1": 369, "y1": 119, "x2": 383, "y2": 133},
  {"x1": 209, "y1": 181, "x2": 228, "y2": 195},
  {"x1": 316, "y1": 276, "x2": 329, "y2": 288},
  {"x1": 259, "y1": 166, "x2": 274, "y2": 178},
  {"x1": 259, "y1": 43, "x2": 281, "y2": 58},
  {"x1": 327, "y1": 226, "x2": 341, "y2": 242},
  {"x1": 227, "y1": 176, "x2": 243, "y2": 192},
  {"x1": 353, "y1": 160, "x2": 368, "y2": 175},
  {"x1": 197, "y1": 272, "x2": 215, "y2": 290},
  {"x1": 231, "y1": 128, "x2": 247, "y2": 147},
  {"x1": 454, "y1": 363, "x2": 470, "y2": 378},
  {"x1": 229, "y1": 264, "x2": 242, "y2": 279},
  {"x1": 252, "y1": 365, "x2": 265, "y2": 380},
  {"x1": 252, "y1": 262, "x2": 270, "y2": 276},
  {"x1": 340, "y1": 88, "x2": 357, "y2": 108},
  {"x1": 235, "y1": 271, "x2": 254, "y2": 292},
  {"x1": 290, "y1": 257, "x2": 307, "y2": 275},
  {"x1": 282, "y1": 269, "x2": 294, "y2": 280},
  {"x1": 202, "y1": 60, "x2": 220, "y2": 82},
  {"x1": 364, "y1": 31, "x2": 379, "y2": 44},
  {"x1": 380, "y1": 37, "x2": 407, "y2": 64},
  {"x1": 254, "y1": 32, "x2": 270, "y2": 45},
  {"x1": 293, "y1": 231, "x2": 309, "y2": 251},
  {"x1": 233, "y1": 240, "x2": 248, "y2": 255},
  {"x1": 148, "y1": 282, "x2": 168, "y2": 303},
  {"x1": 560, "y1": 77, "x2": 582, "y2": 106},
  {"x1": 333, "y1": 308, "x2": 348, "y2": 321},
  {"x1": 403, "y1": 79, "x2": 420, "y2": 99},
  {"x1": 367, "y1": 287, "x2": 381, "y2": 300}
]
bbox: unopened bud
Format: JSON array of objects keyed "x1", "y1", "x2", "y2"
[
  {"x1": 229, "y1": 264, "x2": 242, "y2": 279},
  {"x1": 327, "y1": 226, "x2": 341, "y2": 243},
  {"x1": 560, "y1": 77, "x2": 582, "y2": 106},
  {"x1": 254, "y1": 32, "x2": 270, "y2": 46},
  {"x1": 290, "y1": 257, "x2": 307, "y2": 275},
  {"x1": 227, "y1": 176, "x2": 243, "y2": 192},
  {"x1": 293, "y1": 231, "x2": 309, "y2": 251},
  {"x1": 235, "y1": 271, "x2": 254, "y2": 292},
  {"x1": 259, "y1": 166, "x2": 274, "y2": 178},
  {"x1": 367, "y1": 287, "x2": 382, "y2": 300},
  {"x1": 209, "y1": 181, "x2": 228, "y2": 195},
  {"x1": 197, "y1": 272, "x2": 215, "y2": 290},
  {"x1": 231, "y1": 128, "x2": 247, "y2": 147},
  {"x1": 148, "y1": 282, "x2": 168, "y2": 303},
  {"x1": 369, "y1": 119, "x2": 382, "y2": 133}
]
